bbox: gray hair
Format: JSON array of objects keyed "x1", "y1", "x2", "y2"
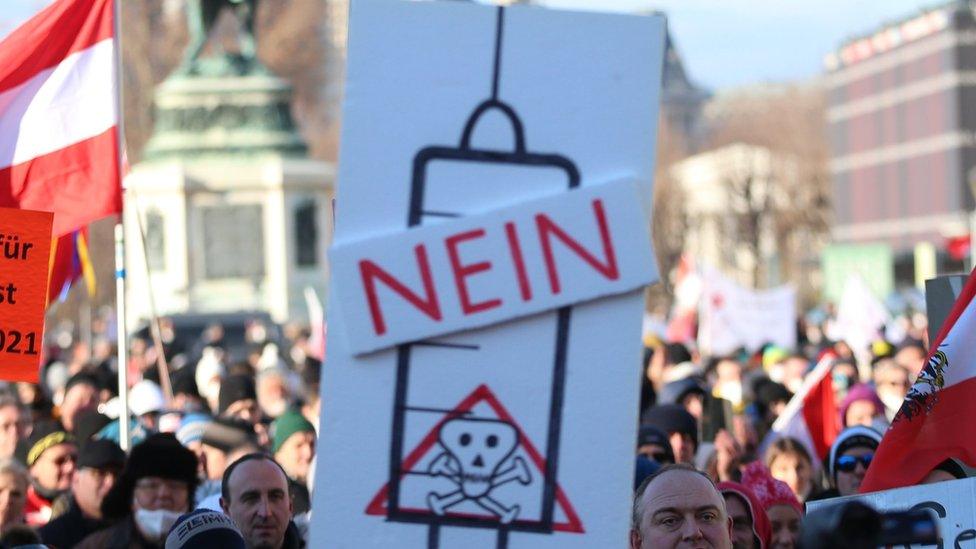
[{"x1": 632, "y1": 463, "x2": 716, "y2": 530}]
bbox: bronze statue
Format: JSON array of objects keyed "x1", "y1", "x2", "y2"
[{"x1": 182, "y1": 0, "x2": 259, "y2": 73}]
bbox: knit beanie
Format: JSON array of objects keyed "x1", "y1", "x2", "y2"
[
  {"x1": 101, "y1": 433, "x2": 199, "y2": 520},
  {"x1": 176, "y1": 413, "x2": 213, "y2": 447},
  {"x1": 272, "y1": 410, "x2": 315, "y2": 454},
  {"x1": 636, "y1": 425, "x2": 675, "y2": 464},
  {"x1": 165, "y1": 509, "x2": 245, "y2": 549},
  {"x1": 218, "y1": 375, "x2": 257, "y2": 415},
  {"x1": 741, "y1": 461, "x2": 804, "y2": 516},
  {"x1": 828, "y1": 425, "x2": 883, "y2": 479},
  {"x1": 64, "y1": 371, "x2": 101, "y2": 395},
  {"x1": 641, "y1": 404, "x2": 699, "y2": 449},
  {"x1": 24, "y1": 422, "x2": 75, "y2": 467},
  {"x1": 838, "y1": 384, "x2": 885, "y2": 427},
  {"x1": 658, "y1": 377, "x2": 706, "y2": 406},
  {"x1": 718, "y1": 480, "x2": 772, "y2": 549}
]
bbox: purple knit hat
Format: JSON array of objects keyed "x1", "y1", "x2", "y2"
[{"x1": 839, "y1": 383, "x2": 885, "y2": 427}]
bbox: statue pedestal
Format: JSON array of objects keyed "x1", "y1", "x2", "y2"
[
  {"x1": 143, "y1": 74, "x2": 307, "y2": 160},
  {"x1": 124, "y1": 70, "x2": 333, "y2": 331},
  {"x1": 124, "y1": 155, "x2": 333, "y2": 329}
]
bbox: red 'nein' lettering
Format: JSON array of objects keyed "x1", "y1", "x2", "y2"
[
  {"x1": 536, "y1": 199, "x2": 618, "y2": 294},
  {"x1": 504, "y1": 222, "x2": 532, "y2": 302},
  {"x1": 359, "y1": 245, "x2": 442, "y2": 335},
  {"x1": 445, "y1": 229, "x2": 502, "y2": 315}
]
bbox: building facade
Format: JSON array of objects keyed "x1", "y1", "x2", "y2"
[
  {"x1": 672, "y1": 144, "x2": 795, "y2": 288},
  {"x1": 825, "y1": 2, "x2": 975, "y2": 280}
]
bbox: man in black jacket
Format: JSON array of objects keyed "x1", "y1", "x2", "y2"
[{"x1": 38, "y1": 439, "x2": 125, "y2": 548}]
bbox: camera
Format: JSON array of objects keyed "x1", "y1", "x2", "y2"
[{"x1": 799, "y1": 500, "x2": 939, "y2": 548}]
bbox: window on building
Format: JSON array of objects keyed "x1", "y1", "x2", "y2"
[
  {"x1": 145, "y1": 209, "x2": 166, "y2": 272},
  {"x1": 295, "y1": 200, "x2": 318, "y2": 267}
]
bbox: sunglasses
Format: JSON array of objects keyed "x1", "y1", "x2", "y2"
[
  {"x1": 836, "y1": 453, "x2": 874, "y2": 473},
  {"x1": 652, "y1": 452, "x2": 672, "y2": 464}
]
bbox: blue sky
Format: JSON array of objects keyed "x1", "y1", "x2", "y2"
[{"x1": 3, "y1": 0, "x2": 945, "y2": 90}]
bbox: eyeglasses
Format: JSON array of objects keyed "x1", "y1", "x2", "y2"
[
  {"x1": 836, "y1": 453, "x2": 874, "y2": 473},
  {"x1": 135, "y1": 478, "x2": 189, "y2": 495},
  {"x1": 651, "y1": 452, "x2": 672, "y2": 464}
]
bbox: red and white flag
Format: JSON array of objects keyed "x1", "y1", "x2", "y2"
[
  {"x1": 0, "y1": 0, "x2": 121, "y2": 237},
  {"x1": 861, "y1": 269, "x2": 976, "y2": 493},
  {"x1": 766, "y1": 356, "x2": 839, "y2": 463}
]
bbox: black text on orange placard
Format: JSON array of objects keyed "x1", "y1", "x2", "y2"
[{"x1": 0, "y1": 207, "x2": 53, "y2": 381}]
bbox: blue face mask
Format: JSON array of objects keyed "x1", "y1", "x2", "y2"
[{"x1": 832, "y1": 372, "x2": 853, "y2": 390}]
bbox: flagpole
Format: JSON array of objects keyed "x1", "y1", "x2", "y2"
[
  {"x1": 112, "y1": 0, "x2": 130, "y2": 452},
  {"x1": 131, "y1": 198, "x2": 173, "y2": 403}
]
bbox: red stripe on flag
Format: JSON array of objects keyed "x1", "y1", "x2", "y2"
[
  {"x1": 800, "y1": 370, "x2": 838, "y2": 460},
  {"x1": 0, "y1": 0, "x2": 114, "y2": 93},
  {"x1": 0, "y1": 129, "x2": 121, "y2": 236}
]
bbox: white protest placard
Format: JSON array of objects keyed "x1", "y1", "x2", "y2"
[
  {"x1": 697, "y1": 266, "x2": 797, "y2": 355},
  {"x1": 330, "y1": 178, "x2": 657, "y2": 354},
  {"x1": 312, "y1": 1, "x2": 665, "y2": 547},
  {"x1": 806, "y1": 477, "x2": 976, "y2": 547}
]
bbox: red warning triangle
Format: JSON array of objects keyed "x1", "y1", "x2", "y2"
[{"x1": 365, "y1": 384, "x2": 584, "y2": 533}]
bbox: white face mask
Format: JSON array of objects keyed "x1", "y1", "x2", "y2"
[
  {"x1": 717, "y1": 381, "x2": 742, "y2": 405},
  {"x1": 878, "y1": 390, "x2": 905, "y2": 413},
  {"x1": 263, "y1": 398, "x2": 288, "y2": 418},
  {"x1": 134, "y1": 508, "x2": 182, "y2": 541}
]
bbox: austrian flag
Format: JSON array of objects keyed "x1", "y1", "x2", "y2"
[
  {"x1": 860, "y1": 268, "x2": 976, "y2": 492},
  {"x1": 0, "y1": 0, "x2": 122, "y2": 237}
]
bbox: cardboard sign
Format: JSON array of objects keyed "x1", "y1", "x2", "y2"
[
  {"x1": 0, "y1": 207, "x2": 53, "y2": 381},
  {"x1": 312, "y1": 1, "x2": 665, "y2": 547},
  {"x1": 807, "y1": 477, "x2": 976, "y2": 547},
  {"x1": 330, "y1": 178, "x2": 656, "y2": 354}
]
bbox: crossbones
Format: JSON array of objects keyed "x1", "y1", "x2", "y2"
[{"x1": 425, "y1": 417, "x2": 532, "y2": 524}]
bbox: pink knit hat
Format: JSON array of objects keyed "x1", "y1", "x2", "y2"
[{"x1": 741, "y1": 461, "x2": 804, "y2": 516}]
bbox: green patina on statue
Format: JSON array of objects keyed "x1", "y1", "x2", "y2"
[
  {"x1": 180, "y1": 0, "x2": 261, "y2": 76},
  {"x1": 143, "y1": 0, "x2": 307, "y2": 160}
]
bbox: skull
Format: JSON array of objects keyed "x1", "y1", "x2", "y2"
[{"x1": 437, "y1": 417, "x2": 518, "y2": 498}]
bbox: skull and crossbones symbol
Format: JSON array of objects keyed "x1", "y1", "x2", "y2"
[{"x1": 426, "y1": 417, "x2": 532, "y2": 524}]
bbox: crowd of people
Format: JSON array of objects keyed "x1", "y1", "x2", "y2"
[
  {"x1": 630, "y1": 312, "x2": 951, "y2": 548},
  {"x1": 0, "y1": 302, "x2": 949, "y2": 548},
  {"x1": 0, "y1": 314, "x2": 320, "y2": 548}
]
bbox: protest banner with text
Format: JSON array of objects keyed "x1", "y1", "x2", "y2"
[{"x1": 0, "y1": 207, "x2": 53, "y2": 381}]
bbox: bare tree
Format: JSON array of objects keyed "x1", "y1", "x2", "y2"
[
  {"x1": 704, "y1": 84, "x2": 831, "y2": 306},
  {"x1": 647, "y1": 110, "x2": 692, "y2": 314}
]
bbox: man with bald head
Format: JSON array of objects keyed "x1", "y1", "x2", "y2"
[
  {"x1": 221, "y1": 454, "x2": 305, "y2": 549},
  {"x1": 631, "y1": 463, "x2": 733, "y2": 549}
]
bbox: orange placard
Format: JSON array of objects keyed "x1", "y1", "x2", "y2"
[{"x1": 0, "y1": 207, "x2": 53, "y2": 382}]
